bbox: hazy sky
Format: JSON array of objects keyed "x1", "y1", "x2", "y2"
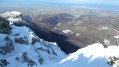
[{"x1": 0, "y1": 0, "x2": 119, "y2": 5}]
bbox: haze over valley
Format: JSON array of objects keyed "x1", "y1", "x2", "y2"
[{"x1": 0, "y1": 0, "x2": 119, "y2": 67}]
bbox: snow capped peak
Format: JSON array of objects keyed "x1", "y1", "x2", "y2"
[
  {"x1": 0, "y1": 11, "x2": 22, "y2": 24},
  {"x1": 0, "y1": 11, "x2": 21, "y2": 18}
]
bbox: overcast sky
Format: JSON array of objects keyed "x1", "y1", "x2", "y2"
[{"x1": 0, "y1": 0, "x2": 119, "y2": 5}]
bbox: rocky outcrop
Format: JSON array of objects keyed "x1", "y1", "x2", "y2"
[
  {"x1": 0, "y1": 36, "x2": 14, "y2": 55},
  {"x1": 0, "y1": 17, "x2": 12, "y2": 35},
  {"x1": 14, "y1": 36, "x2": 28, "y2": 45},
  {"x1": 0, "y1": 60, "x2": 9, "y2": 67}
]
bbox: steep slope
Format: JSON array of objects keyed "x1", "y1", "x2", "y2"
[{"x1": 0, "y1": 11, "x2": 66, "y2": 67}]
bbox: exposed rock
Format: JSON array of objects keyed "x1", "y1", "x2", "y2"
[
  {"x1": 22, "y1": 52, "x2": 37, "y2": 67},
  {"x1": 14, "y1": 36, "x2": 28, "y2": 44},
  {"x1": 14, "y1": 33, "x2": 20, "y2": 36},
  {"x1": 27, "y1": 60, "x2": 37, "y2": 67},
  {"x1": 38, "y1": 57, "x2": 43, "y2": 64},
  {"x1": 22, "y1": 52, "x2": 29, "y2": 62},
  {"x1": 32, "y1": 37, "x2": 40, "y2": 45},
  {"x1": 36, "y1": 47, "x2": 50, "y2": 54},
  {"x1": 52, "y1": 48, "x2": 57, "y2": 56},
  {"x1": 16, "y1": 57, "x2": 20, "y2": 61},
  {"x1": 0, "y1": 17, "x2": 12, "y2": 35},
  {"x1": 44, "y1": 45, "x2": 57, "y2": 56},
  {"x1": 0, "y1": 41, "x2": 14, "y2": 55},
  {"x1": 4, "y1": 36, "x2": 11, "y2": 41},
  {"x1": 0, "y1": 59, "x2": 9, "y2": 67}
]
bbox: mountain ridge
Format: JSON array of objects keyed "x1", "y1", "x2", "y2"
[
  {"x1": 0, "y1": 11, "x2": 66, "y2": 67},
  {"x1": 0, "y1": 11, "x2": 119, "y2": 67}
]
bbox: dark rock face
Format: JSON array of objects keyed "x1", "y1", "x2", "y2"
[
  {"x1": 22, "y1": 52, "x2": 38, "y2": 67},
  {"x1": 4, "y1": 36, "x2": 11, "y2": 41},
  {"x1": 0, "y1": 60, "x2": 9, "y2": 67},
  {"x1": 32, "y1": 37, "x2": 41, "y2": 45},
  {"x1": 0, "y1": 17, "x2": 12, "y2": 35},
  {"x1": 16, "y1": 57, "x2": 20, "y2": 61},
  {"x1": 22, "y1": 52, "x2": 29, "y2": 62},
  {"x1": 0, "y1": 36, "x2": 14, "y2": 55},
  {"x1": 0, "y1": 41, "x2": 14, "y2": 55},
  {"x1": 27, "y1": 60, "x2": 37, "y2": 67},
  {"x1": 14, "y1": 36, "x2": 28, "y2": 45},
  {"x1": 22, "y1": 52, "x2": 43, "y2": 67},
  {"x1": 38, "y1": 57, "x2": 43, "y2": 64}
]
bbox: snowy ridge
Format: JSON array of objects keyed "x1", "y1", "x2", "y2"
[
  {"x1": 0, "y1": 11, "x2": 22, "y2": 24},
  {"x1": 0, "y1": 11, "x2": 21, "y2": 18},
  {"x1": 0, "y1": 25, "x2": 66, "y2": 67},
  {"x1": 0, "y1": 11, "x2": 66, "y2": 67},
  {"x1": 58, "y1": 43, "x2": 119, "y2": 67}
]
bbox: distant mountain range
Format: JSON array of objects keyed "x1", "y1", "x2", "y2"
[{"x1": 33, "y1": 13, "x2": 74, "y2": 28}]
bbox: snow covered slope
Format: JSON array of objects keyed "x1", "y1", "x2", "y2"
[
  {"x1": 0, "y1": 11, "x2": 66, "y2": 67},
  {"x1": 58, "y1": 43, "x2": 119, "y2": 67},
  {"x1": 0, "y1": 11, "x2": 22, "y2": 24}
]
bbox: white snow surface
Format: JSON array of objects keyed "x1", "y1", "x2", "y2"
[
  {"x1": 58, "y1": 43, "x2": 119, "y2": 67},
  {"x1": 62, "y1": 29, "x2": 74, "y2": 34},
  {"x1": 114, "y1": 35, "x2": 119, "y2": 39},
  {"x1": 104, "y1": 39, "x2": 110, "y2": 45},
  {"x1": 0, "y1": 25, "x2": 66, "y2": 67},
  {"x1": 98, "y1": 26, "x2": 109, "y2": 30},
  {"x1": 0, "y1": 11, "x2": 21, "y2": 17},
  {"x1": 0, "y1": 11, "x2": 22, "y2": 23},
  {"x1": 76, "y1": 33, "x2": 80, "y2": 37}
]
